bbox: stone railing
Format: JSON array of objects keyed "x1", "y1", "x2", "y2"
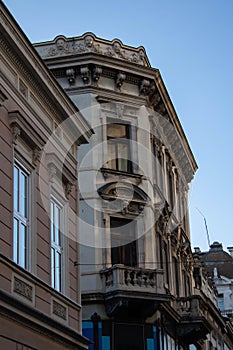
[
  {"x1": 174, "y1": 295, "x2": 207, "y2": 318},
  {"x1": 174, "y1": 296, "x2": 198, "y2": 316},
  {"x1": 100, "y1": 264, "x2": 164, "y2": 294}
]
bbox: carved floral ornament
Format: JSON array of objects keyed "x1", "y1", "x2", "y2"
[
  {"x1": 98, "y1": 182, "x2": 149, "y2": 216},
  {"x1": 35, "y1": 33, "x2": 150, "y2": 67}
]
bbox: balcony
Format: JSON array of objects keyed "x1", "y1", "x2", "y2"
[
  {"x1": 100, "y1": 264, "x2": 168, "y2": 318},
  {"x1": 173, "y1": 295, "x2": 213, "y2": 344}
]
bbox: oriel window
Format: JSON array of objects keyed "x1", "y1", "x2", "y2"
[{"x1": 106, "y1": 123, "x2": 132, "y2": 172}]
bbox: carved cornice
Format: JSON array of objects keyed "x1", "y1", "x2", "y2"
[
  {"x1": 34, "y1": 33, "x2": 150, "y2": 67},
  {"x1": 1, "y1": 37, "x2": 62, "y2": 120},
  {"x1": 150, "y1": 114, "x2": 194, "y2": 184}
]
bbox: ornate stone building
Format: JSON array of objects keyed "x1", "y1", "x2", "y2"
[
  {"x1": 1, "y1": 0, "x2": 233, "y2": 348},
  {"x1": 34, "y1": 33, "x2": 233, "y2": 350},
  {"x1": 0, "y1": 2, "x2": 92, "y2": 349},
  {"x1": 195, "y1": 242, "x2": 233, "y2": 323}
]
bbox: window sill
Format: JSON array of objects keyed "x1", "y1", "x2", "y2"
[{"x1": 100, "y1": 167, "x2": 145, "y2": 185}]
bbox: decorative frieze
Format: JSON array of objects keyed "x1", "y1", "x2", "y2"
[
  {"x1": 115, "y1": 103, "x2": 124, "y2": 118},
  {"x1": 13, "y1": 276, "x2": 33, "y2": 302},
  {"x1": 34, "y1": 33, "x2": 150, "y2": 67},
  {"x1": 52, "y1": 299, "x2": 67, "y2": 320}
]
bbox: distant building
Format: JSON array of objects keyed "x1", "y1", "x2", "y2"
[
  {"x1": 0, "y1": 2, "x2": 92, "y2": 349},
  {"x1": 35, "y1": 33, "x2": 233, "y2": 350},
  {"x1": 195, "y1": 242, "x2": 233, "y2": 322}
]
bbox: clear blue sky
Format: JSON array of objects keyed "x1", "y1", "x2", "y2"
[{"x1": 3, "y1": 0, "x2": 233, "y2": 253}]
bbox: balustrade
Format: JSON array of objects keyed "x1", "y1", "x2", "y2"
[{"x1": 100, "y1": 264, "x2": 164, "y2": 294}]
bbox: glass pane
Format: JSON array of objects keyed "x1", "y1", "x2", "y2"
[
  {"x1": 13, "y1": 218, "x2": 19, "y2": 263},
  {"x1": 55, "y1": 205, "x2": 60, "y2": 245},
  {"x1": 14, "y1": 166, "x2": 19, "y2": 212},
  {"x1": 19, "y1": 223, "x2": 27, "y2": 268},
  {"x1": 107, "y1": 142, "x2": 116, "y2": 169},
  {"x1": 50, "y1": 201, "x2": 54, "y2": 241},
  {"x1": 107, "y1": 124, "x2": 127, "y2": 139},
  {"x1": 117, "y1": 143, "x2": 128, "y2": 172},
  {"x1": 55, "y1": 251, "x2": 61, "y2": 291},
  {"x1": 20, "y1": 172, "x2": 27, "y2": 217},
  {"x1": 51, "y1": 247, "x2": 55, "y2": 289}
]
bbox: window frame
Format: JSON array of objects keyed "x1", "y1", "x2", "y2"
[
  {"x1": 217, "y1": 293, "x2": 224, "y2": 311},
  {"x1": 106, "y1": 122, "x2": 132, "y2": 173},
  {"x1": 50, "y1": 196, "x2": 64, "y2": 293},
  {"x1": 13, "y1": 160, "x2": 30, "y2": 269},
  {"x1": 110, "y1": 217, "x2": 137, "y2": 267}
]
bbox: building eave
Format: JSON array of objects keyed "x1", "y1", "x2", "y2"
[
  {"x1": 0, "y1": 2, "x2": 93, "y2": 144},
  {"x1": 154, "y1": 69, "x2": 198, "y2": 174}
]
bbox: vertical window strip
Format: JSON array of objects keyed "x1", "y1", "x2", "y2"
[
  {"x1": 13, "y1": 162, "x2": 29, "y2": 269},
  {"x1": 50, "y1": 199, "x2": 62, "y2": 292}
]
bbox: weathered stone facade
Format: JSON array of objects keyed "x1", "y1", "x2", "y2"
[{"x1": 34, "y1": 33, "x2": 233, "y2": 350}]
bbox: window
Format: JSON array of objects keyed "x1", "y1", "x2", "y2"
[
  {"x1": 164, "y1": 243, "x2": 170, "y2": 288},
  {"x1": 217, "y1": 293, "x2": 224, "y2": 311},
  {"x1": 173, "y1": 257, "x2": 179, "y2": 296},
  {"x1": 13, "y1": 162, "x2": 29, "y2": 269},
  {"x1": 50, "y1": 199, "x2": 63, "y2": 292},
  {"x1": 158, "y1": 233, "x2": 163, "y2": 269},
  {"x1": 106, "y1": 123, "x2": 132, "y2": 172},
  {"x1": 110, "y1": 217, "x2": 137, "y2": 267}
]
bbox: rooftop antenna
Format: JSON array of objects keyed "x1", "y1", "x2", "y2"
[{"x1": 196, "y1": 208, "x2": 211, "y2": 247}]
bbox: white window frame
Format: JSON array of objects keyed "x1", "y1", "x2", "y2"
[
  {"x1": 50, "y1": 197, "x2": 64, "y2": 293},
  {"x1": 13, "y1": 161, "x2": 29, "y2": 269}
]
